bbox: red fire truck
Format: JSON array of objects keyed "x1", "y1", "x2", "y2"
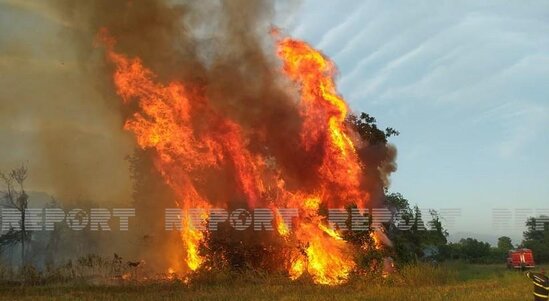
[{"x1": 507, "y1": 248, "x2": 535, "y2": 270}]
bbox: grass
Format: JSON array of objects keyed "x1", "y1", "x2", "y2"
[{"x1": 0, "y1": 263, "x2": 544, "y2": 301}]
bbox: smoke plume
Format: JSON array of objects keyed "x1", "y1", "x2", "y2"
[{"x1": 1, "y1": 0, "x2": 398, "y2": 276}]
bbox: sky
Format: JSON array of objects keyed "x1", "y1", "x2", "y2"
[
  {"x1": 0, "y1": 0, "x2": 548, "y2": 244},
  {"x1": 282, "y1": 0, "x2": 549, "y2": 242}
]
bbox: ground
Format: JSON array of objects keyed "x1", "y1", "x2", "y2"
[{"x1": 0, "y1": 263, "x2": 544, "y2": 301}]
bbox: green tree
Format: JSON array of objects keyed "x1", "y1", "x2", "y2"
[
  {"x1": 347, "y1": 112, "x2": 399, "y2": 145},
  {"x1": 384, "y1": 193, "x2": 449, "y2": 264},
  {"x1": 385, "y1": 192, "x2": 410, "y2": 213},
  {"x1": 497, "y1": 236, "x2": 513, "y2": 250},
  {"x1": 521, "y1": 216, "x2": 549, "y2": 263},
  {"x1": 456, "y1": 238, "x2": 491, "y2": 263}
]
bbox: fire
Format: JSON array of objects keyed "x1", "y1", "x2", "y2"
[
  {"x1": 277, "y1": 38, "x2": 365, "y2": 209},
  {"x1": 274, "y1": 208, "x2": 290, "y2": 237},
  {"x1": 296, "y1": 223, "x2": 355, "y2": 285},
  {"x1": 181, "y1": 212, "x2": 204, "y2": 271},
  {"x1": 318, "y1": 223, "x2": 343, "y2": 241},
  {"x1": 97, "y1": 28, "x2": 373, "y2": 285},
  {"x1": 289, "y1": 255, "x2": 305, "y2": 280},
  {"x1": 121, "y1": 273, "x2": 131, "y2": 280},
  {"x1": 98, "y1": 29, "x2": 213, "y2": 272},
  {"x1": 166, "y1": 267, "x2": 177, "y2": 280},
  {"x1": 303, "y1": 196, "x2": 321, "y2": 211},
  {"x1": 371, "y1": 231, "x2": 382, "y2": 250}
]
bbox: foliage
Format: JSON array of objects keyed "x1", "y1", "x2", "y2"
[
  {"x1": 439, "y1": 238, "x2": 509, "y2": 264},
  {"x1": 347, "y1": 112, "x2": 399, "y2": 145},
  {"x1": 497, "y1": 236, "x2": 514, "y2": 251},
  {"x1": 521, "y1": 216, "x2": 549, "y2": 263},
  {"x1": 447, "y1": 238, "x2": 490, "y2": 263},
  {"x1": 383, "y1": 193, "x2": 449, "y2": 264}
]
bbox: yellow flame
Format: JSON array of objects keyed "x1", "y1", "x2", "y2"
[{"x1": 289, "y1": 255, "x2": 306, "y2": 280}]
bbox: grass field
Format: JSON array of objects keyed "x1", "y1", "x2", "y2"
[{"x1": 0, "y1": 263, "x2": 544, "y2": 301}]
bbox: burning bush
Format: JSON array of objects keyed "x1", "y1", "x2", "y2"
[{"x1": 47, "y1": 0, "x2": 400, "y2": 285}]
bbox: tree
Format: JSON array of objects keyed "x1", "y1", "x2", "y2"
[
  {"x1": 347, "y1": 116, "x2": 448, "y2": 264},
  {"x1": 522, "y1": 216, "x2": 549, "y2": 263},
  {"x1": 497, "y1": 236, "x2": 513, "y2": 251},
  {"x1": 0, "y1": 165, "x2": 31, "y2": 266},
  {"x1": 347, "y1": 112, "x2": 399, "y2": 145},
  {"x1": 385, "y1": 192, "x2": 410, "y2": 214},
  {"x1": 382, "y1": 192, "x2": 449, "y2": 264},
  {"x1": 456, "y1": 238, "x2": 491, "y2": 262}
]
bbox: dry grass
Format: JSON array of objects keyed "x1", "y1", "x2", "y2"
[{"x1": 0, "y1": 263, "x2": 543, "y2": 301}]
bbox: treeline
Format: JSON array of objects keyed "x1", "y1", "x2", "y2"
[
  {"x1": 522, "y1": 216, "x2": 549, "y2": 263},
  {"x1": 382, "y1": 192, "x2": 549, "y2": 264},
  {"x1": 439, "y1": 237, "x2": 510, "y2": 264},
  {"x1": 347, "y1": 113, "x2": 549, "y2": 266}
]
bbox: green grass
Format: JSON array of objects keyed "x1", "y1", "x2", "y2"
[{"x1": 0, "y1": 263, "x2": 545, "y2": 301}]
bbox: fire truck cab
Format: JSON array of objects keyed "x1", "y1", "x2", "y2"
[{"x1": 507, "y1": 248, "x2": 535, "y2": 270}]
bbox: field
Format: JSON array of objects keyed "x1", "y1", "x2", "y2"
[{"x1": 0, "y1": 263, "x2": 543, "y2": 301}]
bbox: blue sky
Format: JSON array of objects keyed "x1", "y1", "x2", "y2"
[{"x1": 280, "y1": 0, "x2": 549, "y2": 241}]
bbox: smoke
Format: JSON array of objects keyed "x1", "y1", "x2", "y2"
[
  {"x1": 43, "y1": 0, "x2": 306, "y2": 268},
  {"x1": 50, "y1": 0, "x2": 322, "y2": 205},
  {"x1": 1, "y1": 0, "x2": 397, "y2": 270},
  {"x1": 0, "y1": 1, "x2": 134, "y2": 205},
  {"x1": 357, "y1": 143, "x2": 398, "y2": 207}
]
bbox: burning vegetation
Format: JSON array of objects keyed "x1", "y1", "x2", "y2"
[
  {"x1": 0, "y1": 0, "x2": 399, "y2": 286},
  {"x1": 92, "y1": 13, "x2": 396, "y2": 287},
  {"x1": 3, "y1": 2, "x2": 548, "y2": 300}
]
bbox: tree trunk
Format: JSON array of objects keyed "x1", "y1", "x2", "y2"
[{"x1": 21, "y1": 209, "x2": 25, "y2": 266}]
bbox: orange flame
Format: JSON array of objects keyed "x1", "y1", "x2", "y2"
[
  {"x1": 98, "y1": 29, "x2": 368, "y2": 285},
  {"x1": 277, "y1": 38, "x2": 365, "y2": 208},
  {"x1": 275, "y1": 38, "x2": 362, "y2": 285},
  {"x1": 274, "y1": 208, "x2": 291, "y2": 237},
  {"x1": 370, "y1": 231, "x2": 382, "y2": 250},
  {"x1": 289, "y1": 255, "x2": 306, "y2": 280}
]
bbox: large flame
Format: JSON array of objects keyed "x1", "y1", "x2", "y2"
[
  {"x1": 277, "y1": 39, "x2": 365, "y2": 208},
  {"x1": 98, "y1": 29, "x2": 371, "y2": 285}
]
